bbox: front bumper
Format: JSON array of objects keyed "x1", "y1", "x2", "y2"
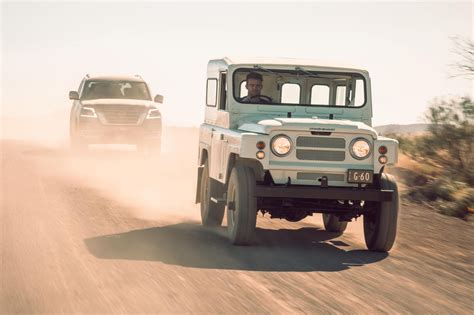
[
  {"x1": 77, "y1": 117, "x2": 161, "y2": 144},
  {"x1": 254, "y1": 185, "x2": 393, "y2": 202}
]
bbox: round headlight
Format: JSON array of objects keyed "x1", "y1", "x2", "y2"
[
  {"x1": 350, "y1": 138, "x2": 371, "y2": 160},
  {"x1": 271, "y1": 135, "x2": 292, "y2": 157}
]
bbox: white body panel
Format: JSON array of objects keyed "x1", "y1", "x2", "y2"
[{"x1": 199, "y1": 57, "x2": 398, "y2": 187}]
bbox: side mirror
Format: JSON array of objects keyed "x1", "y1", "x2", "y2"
[
  {"x1": 69, "y1": 91, "x2": 79, "y2": 100},
  {"x1": 154, "y1": 94, "x2": 164, "y2": 104}
]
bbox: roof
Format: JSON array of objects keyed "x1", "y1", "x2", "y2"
[
  {"x1": 210, "y1": 56, "x2": 367, "y2": 73},
  {"x1": 84, "y1": 74, "x2": 145, "y2": 82}
]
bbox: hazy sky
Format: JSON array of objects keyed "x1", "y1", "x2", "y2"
[{"x1": 1, "y1": 1, "x2": 473, "y2": 127}]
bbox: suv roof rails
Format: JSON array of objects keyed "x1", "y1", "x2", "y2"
[{"x1": 134, "y1": 74, "x2": 142, "y2": 79}]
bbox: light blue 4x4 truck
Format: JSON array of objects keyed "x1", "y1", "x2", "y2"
[{"x1": 196, "y1": 57, "x2": 399, "y2": 252}]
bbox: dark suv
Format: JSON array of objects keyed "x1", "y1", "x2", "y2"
[{"x1": 69, "y1": 74, "x2": 164, "y2": 153}]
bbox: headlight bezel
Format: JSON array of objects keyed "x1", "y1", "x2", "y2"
[
  {"x1": 270, "y1": 135, "x2": 293, "y2": 157},
  {"x1": 79, "y1": 106, "x2": 97, "y2": 118},
  {"x1": 350, "y1": 137, "x2": 372, "y2": 160},
  {"x1": 146, "y1": 108, "x2": 161, "y2": 119}
]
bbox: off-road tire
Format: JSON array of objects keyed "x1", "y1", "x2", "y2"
[
  {"x1": 323, "y1": 213, "x2": 348, "y2": 233},
  {"x1": 363, "y1": 173, "x2": 399, "y2": 252},
  {"x1": 226, "y1": 164, "x2": 257, "y2": 245}
]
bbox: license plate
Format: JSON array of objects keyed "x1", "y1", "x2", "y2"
[{"x1": 347, "y1": 170, "x2": 373, "y2": 184}]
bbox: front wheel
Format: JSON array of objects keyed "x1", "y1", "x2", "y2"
[
  {"x1": 226, "y1": 164, "x2": 257, "y2": 245},
  {"x1": 363, "y1": 173, "x2": 399, "y2": 252},
  {"x1": 322, "y1": 214, "x2": 348, "y2": 233},
  {"x1": 70, "y1": 134, "x2": 87, "y2": 152}
]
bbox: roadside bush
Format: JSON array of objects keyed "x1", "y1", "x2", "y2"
[
  {"x1": 385, "y1": 133, "x2": 417, "y2": 157},
  {"x1": 420, "y1": 97, "x2": 473, "y2": 185},
  {"x1": 403, "y1": 97, "x2": 473, "y2": 218},
  {"x1": 419, "y1": 178, "x2": 467, "y2": 202},
  {"x1": 438, "y1": 188, "x2": 474, "y2": 218}
]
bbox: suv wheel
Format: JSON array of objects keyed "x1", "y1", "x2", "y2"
[
  {"x1": 70, "y1": 134, "x2": 87, "y2": 152},
  {"x1": 363, "y1": 173, "x2": 399, "y2": 252},
  {"x1": 322, "y1": 214, "x2": 348, "y2": 233},
  {"x1": 200, "y1": 160, "x2": 225, "y2": 226},
  {"x1": 226, "y1": 164, "x2": 257, "y2": 245}
]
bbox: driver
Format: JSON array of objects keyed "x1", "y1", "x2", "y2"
[{"x1": 240, "y1": 72, "x2": 273, "y2": 103}]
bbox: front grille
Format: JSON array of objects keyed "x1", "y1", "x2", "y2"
[
  {"x1": 296, "y1": 149, "x2": 345, "y2": 161},
  {"x1": 295, "y1": 136, "x2": 346, "y2": 161},
  {"x1": 97, "y1": 106, "x2": 146, "y2": 125},
  {"x1": 296, "y1": 137, "x2": 345, "y2": 149}
]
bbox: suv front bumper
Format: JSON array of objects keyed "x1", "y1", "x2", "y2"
[{"x1": 77, "y1": 117, "x2": 161, "y2": 144}]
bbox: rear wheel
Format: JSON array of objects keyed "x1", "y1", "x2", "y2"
[
  {"x1": 363, "y1": 173, "x2": 399, "y2": 252},
  {"x1": 322, "y1": 213, "x2": 348, "y2": 233},
  {"x1": 226, "y1": 164, "x2": 257, "y2": 245},
  {"x1": 146, "y1": 140, "x2": 161, "y2": 156},
  {"x1": 200, "y1": 161, "x2": 225, "y2": 226},
  {"x1": 70, "y1": 134, "x2": 87, "y2": 152}
]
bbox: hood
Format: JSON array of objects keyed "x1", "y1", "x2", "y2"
[
  {"x1": 238, "y1": 117, "x2": 377, "y2": 138},
  {"x1": 80, "y1": 98, "x2": 155, "y2": 108}
]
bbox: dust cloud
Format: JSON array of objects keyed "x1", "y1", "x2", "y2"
[{"x1": 1, "y1": 111, "x2": 202, "y2": 224}]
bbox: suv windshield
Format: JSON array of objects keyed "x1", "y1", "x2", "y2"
[
  {"x1": 234, "y1": 68, "x2": 366, "y2": 107},
  {"x1": 81, "y1": 80, "x2": 151, "y2": 100}
]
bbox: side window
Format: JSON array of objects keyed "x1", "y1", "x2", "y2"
[
  {"x1": 335, "y1": 86, "x2": 347, "y2": 106},
  {"x1": 354, "y1": 79, "x2": 365, "y2": 106},
  {"x1": 281, "y1": 83, "x2": 300, "y2": 104},
  {"x1": 310, "y1": 85, "x2": 330, "y2": 105},
  {"x1": 206, "y1": 79, "x2": 217, "y2": 107},
  {"x1": 218, "y1": 73, "x2": 227, "y2": 110},
  {"x1": 240, "y1": 81, "x2": 247, "y2": 98}
]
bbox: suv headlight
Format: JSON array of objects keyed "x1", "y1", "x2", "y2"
[
  {"x1": 146, "y1": 108, "x2": 161, "y2": 119},
  {"x1": 271, "y1": 135, "x2": 292, "y2": 157},
  {"x1": 80, "y1": 107, "x2": 97, "y2": 118},
  {"x1": 350, "y1": 138, "x2": 371, "y2": 160}
]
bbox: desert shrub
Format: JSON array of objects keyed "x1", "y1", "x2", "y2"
[
  {"x1": 418, "y1": 97, "x2": 473, "y2": 185},
  {"x1": 385, "y1": 133, "x2": 417, "y2": 156},
  {"x1": 419, "y1": 178, "x2": 467, "y2": 202},
  {"x1": 438, "y1": 188, "x2": 474, "y2": 218}
]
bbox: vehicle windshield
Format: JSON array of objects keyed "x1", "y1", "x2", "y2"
[
  {"x1": 233, "y1": 68, "x2": 366, "y2": 107},
  {"x1": 81, "y1": 80, "x2": 151, "y2": 100}
]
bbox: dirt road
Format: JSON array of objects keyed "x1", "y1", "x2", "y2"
[{"x1": 1, "y1": 129, "x2": 473, "y2": 313}]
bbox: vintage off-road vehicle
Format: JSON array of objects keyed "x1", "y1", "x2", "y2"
[
  {"x1": 196, "y1": 57, "x2": 399, "y2": 252},
  {"x1": 69, "y1": 74, "x2": 164, "y2": 153}
]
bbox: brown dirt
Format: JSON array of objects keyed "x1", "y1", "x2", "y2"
[{"x1": 1, "y1": 127, "x2": 473, "y2": 313}]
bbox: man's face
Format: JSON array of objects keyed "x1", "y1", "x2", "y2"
[{"x1": 246, "y1": 78, "x2": 263, "y2": 97}]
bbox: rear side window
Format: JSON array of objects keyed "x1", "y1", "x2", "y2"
[{"x1": 206, "y1": 79, "x2": 217, "y2": 107}]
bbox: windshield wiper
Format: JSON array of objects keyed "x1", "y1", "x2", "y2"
[
  {"x1": 253, "y1": 65, "x2": 279, "y2": 75},
  {"x1": 295, "y1": 66, "x2": 320, "y2": 78}
]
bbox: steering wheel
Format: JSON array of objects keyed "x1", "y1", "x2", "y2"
[{"x1": 249, "y1": 95, "x2": 273, "y2": 103}]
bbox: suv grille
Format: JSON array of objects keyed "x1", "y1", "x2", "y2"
[
  {"x1": 295, "y1": 136, "x2": 346, "y2": 161},
  {"x1": 97, "y1": 106, "x2": 146, "y2": 125}
]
